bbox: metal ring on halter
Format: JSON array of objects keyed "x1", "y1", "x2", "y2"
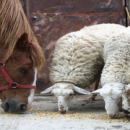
[{"x1": 10, "y1": 82, "x2": 18, "y2": 88}]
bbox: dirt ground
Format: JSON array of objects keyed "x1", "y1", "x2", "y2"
[{"x1": 0, "y1": 94, "x2": 130, "y2": 130}]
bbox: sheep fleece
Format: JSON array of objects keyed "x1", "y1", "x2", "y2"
[
  {"x1": 50, "y1": 24, "x2": 125, "y2": 88},
  {"x1": 101, "y1": 27, "x2": 130, "y2": 86}
]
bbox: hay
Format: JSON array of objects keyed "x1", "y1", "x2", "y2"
[{"x1": 0, "y1": 107, "x2": 129, "y2": 123}]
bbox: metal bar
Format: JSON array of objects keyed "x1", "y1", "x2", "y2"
[
  {"x1": 34, "y1": 93, "x2": 90, "y2": 96},
  {"x1": 125, "y1": 7, "x2": 130, "y2": 21}
]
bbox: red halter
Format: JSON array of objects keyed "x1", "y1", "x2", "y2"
[{"x1": 0, "y1": 56, "x2": 36, "y2": 91}]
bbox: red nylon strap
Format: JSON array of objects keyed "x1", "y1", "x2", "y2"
[
  {"x1": 0, "y1": 56, "x2": 36, "y2": 91},
  {"x1": 0, "y1": 85, "x2": 13, "y2": 91},
  {"x1": 0, "y1": 67, "x2": 14, "y2": 84},
  {"x1": 15, "y1": 84, "x2": 36, "y2": 89}
]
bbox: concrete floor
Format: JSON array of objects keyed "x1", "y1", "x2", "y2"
[{"x1": 0, "y1": 95, "x2": 130, "y2": 130}]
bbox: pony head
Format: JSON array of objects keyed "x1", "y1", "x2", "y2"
[{"x1": 0, "y1": 33, "x2": 45, "y2": 113}]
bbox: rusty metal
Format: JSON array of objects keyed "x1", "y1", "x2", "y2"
[
  {"x1": 22, "y1": 0, "x2": 127, "y2": 93},
  {"x1": 29, "y1": 0, "x2": 125, "y2": 14}
]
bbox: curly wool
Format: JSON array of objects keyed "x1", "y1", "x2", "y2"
[
  {"x1": 50, "y1": 24, "x2": 125, "y2": 88},
  {"x1": 101, "y1": 27, "x2": 130, "y2": 86}
]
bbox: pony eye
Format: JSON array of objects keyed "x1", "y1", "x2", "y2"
[{"x1": 20, "y1": 68, "x2": 29, "y2": 74}]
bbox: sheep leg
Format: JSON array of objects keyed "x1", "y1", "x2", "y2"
[{"x1": 89, "y1": 78, "x2": 100, "y2": 101}]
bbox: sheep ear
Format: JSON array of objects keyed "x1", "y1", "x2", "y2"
[
  {"x1": 73, "y1": 85, "x2": 90, "y2": 95},
  {"x1": 91, "y1": 89, "x2": 102, "y2": 94},
  {"x1": 40, "y1": 86, "x2": 54, "y2": 94}
]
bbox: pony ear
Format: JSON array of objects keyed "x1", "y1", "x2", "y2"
[{"x1": 16, "y1": 33, "x2": 30, "y2": 51}]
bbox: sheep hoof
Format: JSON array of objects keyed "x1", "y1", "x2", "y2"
[
  {"x1": 88, "y1": 94, "x2": 97, "y2": 101},
  {"x1": 88, "y1": 97, "x2": 95, "y2": 101}
]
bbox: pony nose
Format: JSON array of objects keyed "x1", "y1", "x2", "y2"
[
  {"x1": 108, "y1": 114, "x2": 117, "y2": 119},
  {"x1": 20, "y1": 104, "x2": 27, "y2": 111},
  {"x1": 2, "y1": 100, "x2": 27, "y2": 113}
]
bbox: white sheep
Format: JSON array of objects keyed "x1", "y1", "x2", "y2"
[
  {"x1": 122, "y1": 84, "x2": 130, "y2": 119},
  {"x1": 92, "y1": 27, "x2": 130, "y2": 119},
  {"x1": 92, "y1": 82, "x2": 125, "y2": 118},
  {"x1": 41, "y1": 23, "x2": 126, "y2": 114}
]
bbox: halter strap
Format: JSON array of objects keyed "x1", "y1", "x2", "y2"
[{"x1": 0, "y1": 56, "x2": 36, "y2": 91}]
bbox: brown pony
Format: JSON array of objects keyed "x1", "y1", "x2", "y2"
[{"x1": 0, "y1": 0, "x2": 45, "y2": 113}]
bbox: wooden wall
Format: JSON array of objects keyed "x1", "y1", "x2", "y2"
[{"x1": 20, "y1": 0, "x2": 127, "y2": 93}]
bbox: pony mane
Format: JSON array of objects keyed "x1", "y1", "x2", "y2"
[{"x1": 0, "y1": 0, "x2": 45, "y2": 69}]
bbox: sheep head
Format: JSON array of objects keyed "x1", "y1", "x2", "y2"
[
  {"x1": 92, "y1": 82, "x2": 125, "y2": 119},
  {"x1": 40, "y1": 82, "x2": 90, "y2": 114},
  {"x1": 122, "y1": 84, "x2": 130, "y2": 119}
]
